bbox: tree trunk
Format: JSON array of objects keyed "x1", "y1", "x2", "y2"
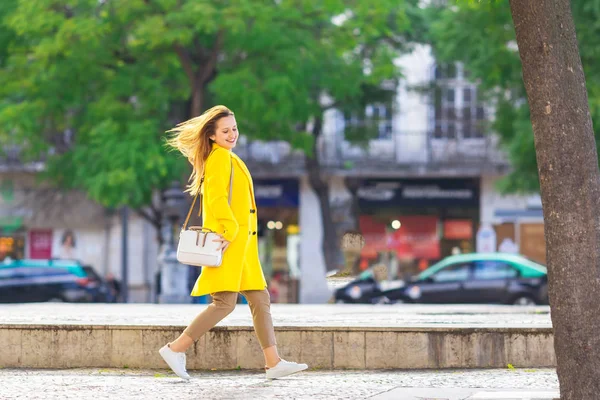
[
  {"x1": 134, "y1": 206, "x2": 164, "y2": 246},
  {"x1": 190, "y1": 86, "x2": 204, "y2": 117},
  {"x1": 305, "y1": 116, "x2": 340, "y2": 272},
  {"x1": 344, "y1": 177, "x2": 363, "y2": 275},
  {"x1": 509, "y1": 1, "x2": 600, "y2": 398}
]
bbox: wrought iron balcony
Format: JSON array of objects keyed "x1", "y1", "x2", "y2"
[{"x1": 236, "y1": 131, "x2": 509, "y2": 178}]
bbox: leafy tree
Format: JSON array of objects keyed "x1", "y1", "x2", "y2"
[
  {"x1": 0, "y1": 0, "x2": 187, "y2": 240},
  {"x1": 0, "y1": 0, "x2": 320, "y2": 240},
  {"x1": 426, "y1": 1, "x2": 600, "y2": 194},
  {"x1": 0, "y1": 0, "x2": 422, "y2": 274}
]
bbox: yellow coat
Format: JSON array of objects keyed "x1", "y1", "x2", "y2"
[{"x1": 190, "y1": 143, "x2": 267, "y2": 296}]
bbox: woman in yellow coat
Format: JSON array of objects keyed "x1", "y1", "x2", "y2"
[{"x1": 159, "y1": 105, "x2": 308, "y2": 380}]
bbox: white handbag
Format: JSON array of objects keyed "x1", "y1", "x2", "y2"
[{"x1": 176, "y1": 156, "x2": 234, "y2": 267}]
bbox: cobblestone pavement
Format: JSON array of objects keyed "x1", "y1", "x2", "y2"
[
  {"x1": 0, "y1": 368, "x2": 558, "y2": 400},
  {"x1": 0, "y1": 303, "x2": 551, "y2": 329}
]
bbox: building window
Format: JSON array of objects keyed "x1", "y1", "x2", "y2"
[
  {"x1": 432, "y1": 84, "x2": 457, "y2": 139},
  {"x1": 345, "y1": 102, "x2": 394, "y2": 140},
  {"x1": 432, "y1": 64, "x2": 486, "y2": 140}
]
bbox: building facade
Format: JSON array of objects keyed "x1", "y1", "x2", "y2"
[
  {"x1": 0, "y1": 169, "x2": 159, "y2": 303},
  {"x1": 0, "y1": 45, "x2": 545, "y2": 304},
  {"x1": 239, "y1": 44, "x2": 545, "y2": 302}
]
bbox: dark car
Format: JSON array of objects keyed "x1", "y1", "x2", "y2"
[
  {"x1": 0, "y1": 259, "x2": 113, "y2": 303},
  {"x1": 334, "y1": 269, "x2": 405, "y2": 304},
  {"x1": 335, "y1": 253, "x2": 549, "y2": 305},
  {"x1": 81, "y1": 265, "x2": 117, "y2": 303},
  {"x1": 385, "y1": 253, "x2": 549, "y2": 305}
]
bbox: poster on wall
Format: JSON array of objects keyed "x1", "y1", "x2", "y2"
[
  {"x1": 52, "y1": 229, "x2": 80, "y2": 261},
  {"x1": 28, "y1": 230, "x2": 53, "y2": 259}
]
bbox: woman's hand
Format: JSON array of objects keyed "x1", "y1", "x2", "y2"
[{"x1": 213, "y1": 234, "x2": 231, "y2": 252}]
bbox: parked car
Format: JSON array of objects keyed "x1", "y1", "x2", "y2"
[
  {"x1": 335, "y1": 253, "x2": 549, "y2": 305},
  {"x1": 0, "y1": 259, "x2": 114, "y2": 303},
  {"x1": 333, "y1": 269, "x2": 405, "y2": 304}
]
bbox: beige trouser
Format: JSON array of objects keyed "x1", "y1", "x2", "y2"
[{"x1": 183, "y1": 289, "x2": 277, "y2": 350}]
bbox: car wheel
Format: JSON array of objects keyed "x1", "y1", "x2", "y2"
[
  {"x1": 372, "y1": 296, "x2": 391, "y2": 305},
  {"x1": 47, "y1": 297, "x2": 65, "y2": 303},
  {"x1": 512, "y1": 295, "x2": 537, "y2": 306}
]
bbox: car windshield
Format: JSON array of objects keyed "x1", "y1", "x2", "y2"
[{"x1": 82, "y1": 266, "x2": 102, "y2": 281}]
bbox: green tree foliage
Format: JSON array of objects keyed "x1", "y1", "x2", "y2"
[
  {"x1": 0, "y1": 0, "x2": 421, "y2": 256},
  {"x1": 427, "y1": 1, "x2": 600, "y2": 194},
  {"x1": 0, "y1": 0, "x2": 189, "y2": 219}
]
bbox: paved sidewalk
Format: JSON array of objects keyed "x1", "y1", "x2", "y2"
[
  {"x1": 0, "y1": 303, "x2": 551, "y2": 328},
  {"x1": 0, "y1": 368, "x2": 559, "y2": 400}
]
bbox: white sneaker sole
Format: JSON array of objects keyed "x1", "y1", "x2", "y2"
[
  {"x1": 158, "y1": 345, "x2": 191, "y2": 380},
  {"x1": 266, "y1": 363, "x2": 309, "y2": 379}
]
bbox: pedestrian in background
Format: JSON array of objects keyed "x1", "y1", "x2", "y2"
[{"x1": 160, "y1": 105, "x2": 308, "y2": 380}]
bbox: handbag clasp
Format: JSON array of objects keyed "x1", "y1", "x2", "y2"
[{"x1": 193, "y1": 229, "x2": 211, "y2": 247}]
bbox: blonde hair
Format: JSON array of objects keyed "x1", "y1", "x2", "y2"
[{"x1": 165, "y1": 105, "x2": 234, "y2": 196}]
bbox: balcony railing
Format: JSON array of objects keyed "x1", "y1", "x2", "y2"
[
  {"x1": 236, "y1": 131, "x2": 509, "y2": 176},
  {"x1": 0, "y1": 132, "x2": 509, "y2": 176},
  {"x1": 0, "y1": 145, "x2": 44, "y2": 172}
]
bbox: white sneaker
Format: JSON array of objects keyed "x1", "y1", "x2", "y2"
[
  {"x1": 159, "y1": 344, "x2": 191, "y2": 380},
  {"x1": 265, "y1": 359, "x2": 308, "y2": 379}
]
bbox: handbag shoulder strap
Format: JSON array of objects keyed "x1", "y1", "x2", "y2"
[{"x1": 182, "y1": 152, "x2": 234, "y2": 231}]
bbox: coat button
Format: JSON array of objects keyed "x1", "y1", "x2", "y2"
[
  {"x1": 250, "y1": 209, "x2": 256, "y2": 213},
  {"x1": 252, "y1": 231, "x2": 257, "y2": 235}
]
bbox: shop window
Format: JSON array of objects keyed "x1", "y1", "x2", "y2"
[{"x1": 0, "y1": 234, "x2": 25, "y2": 260}]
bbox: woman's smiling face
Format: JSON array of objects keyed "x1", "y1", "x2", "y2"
[{"x1": 210, "y1": 115, "x2": 238, "y2": 150}]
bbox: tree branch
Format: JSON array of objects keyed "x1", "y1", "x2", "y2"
[
  {"x1": 198, "y1": 30, "x2": 224, "y2": 84},
  {"x1": 174, "y1": 44, "x2": 197, "y2": 87},
  {"x1": 134, "y1": 206, "x2": 161, "y2": 230}
]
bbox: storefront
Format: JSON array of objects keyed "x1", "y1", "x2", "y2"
[
  {"x1": 0, "y1": 216, "x2": 25, "y2": 261},
  {"x1": 356, "y1": 178, "x2": 480, "y2": 278},
  {"x1": 481, "y1": 177, "x2": 546, "y2": 265},
  {"x1": 254, "y1": 179, "x2": 300, "y2": 303},
  {"x1": 493, "y1": 209, "x2": 545, "y2": 265}
]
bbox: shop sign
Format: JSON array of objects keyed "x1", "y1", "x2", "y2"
[
  {"x1": 358, "y1": 179, "x2": 479, "y2": 209},
  {"x1": 254, "y1": 179, "x2": 299, "y2": 207},
  {"x1": 444, "y1": 220, "x2": 473, "y2": 240}
]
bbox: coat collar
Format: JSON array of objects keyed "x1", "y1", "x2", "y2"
[{"x1": 211, "y1": 142, "x2": 232, "y2": 153}]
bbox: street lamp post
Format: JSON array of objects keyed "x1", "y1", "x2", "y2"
[{"x1": 157, "y1": 182, "x2": 190, "y2": 304}]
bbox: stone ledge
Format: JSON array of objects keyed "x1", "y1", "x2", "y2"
[
  {"x1": 0, "y1": 324, "x2": 553, "y2": 333},
  {"x1": 0, "y1": 325, "x2": 556, "y2": 370}
]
